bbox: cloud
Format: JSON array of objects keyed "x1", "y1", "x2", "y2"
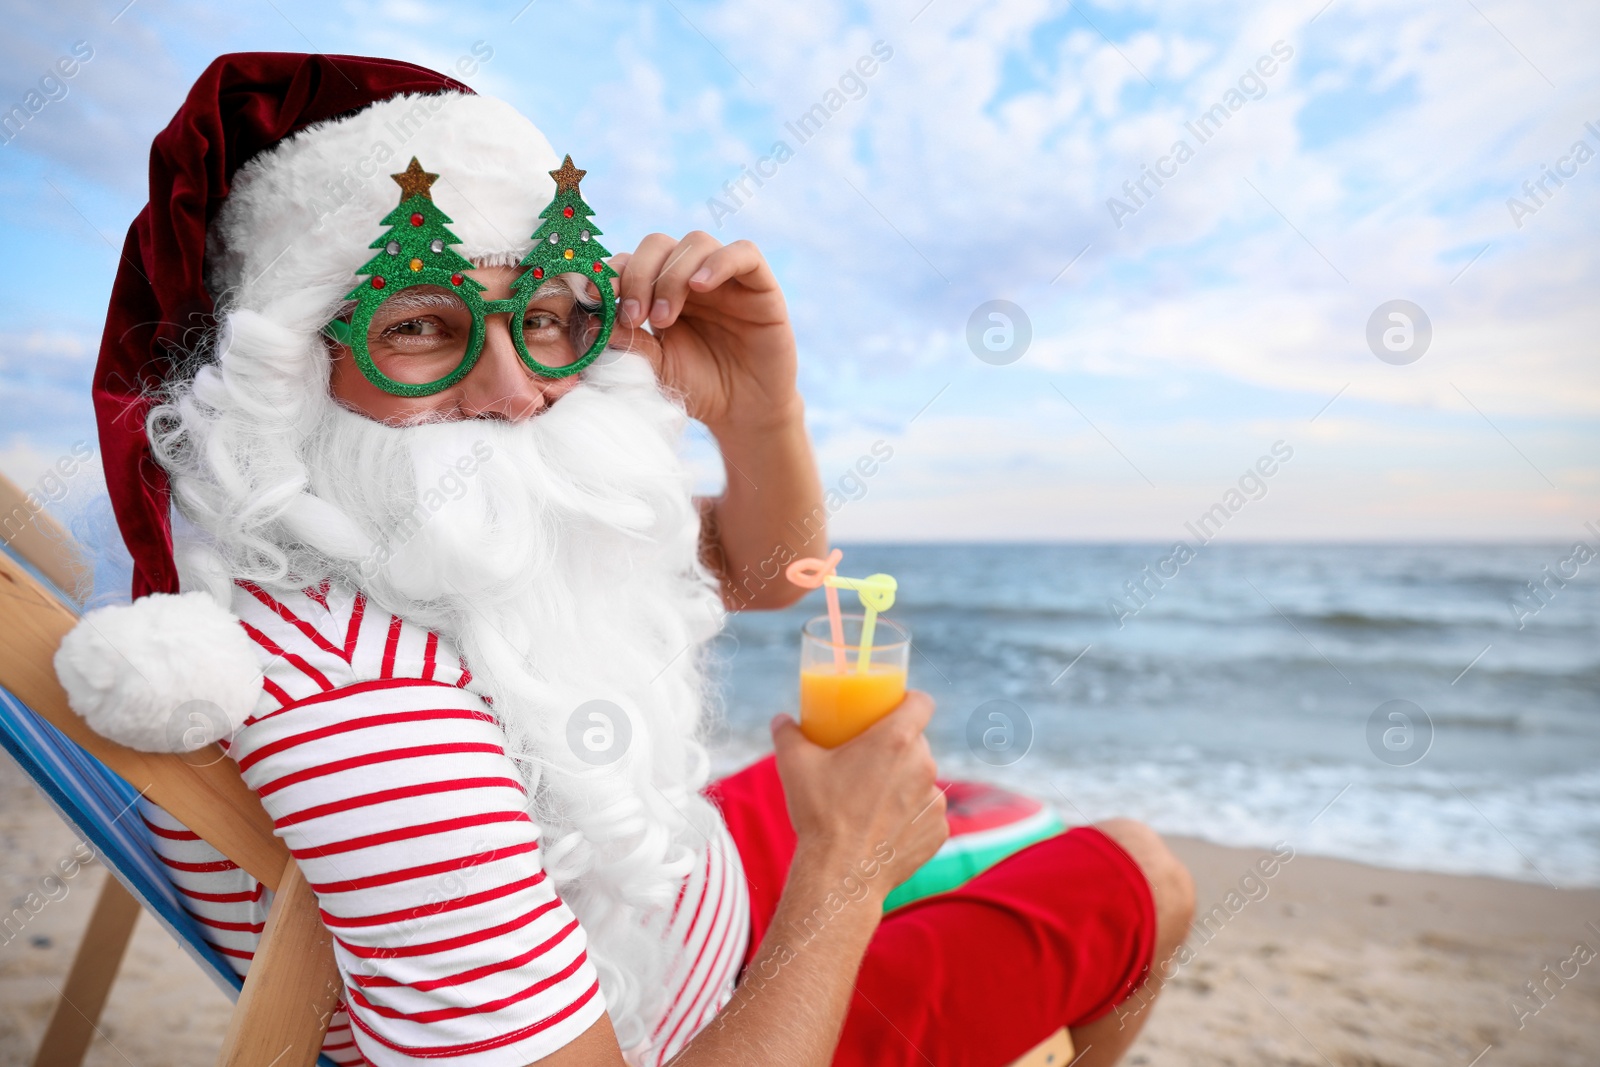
[
  {"x1": 0, "y1": 3, "x2": 203, "y2": 189},
  {"x1": 0, "y1": 0, "x2": 1594, "y2": 539}
]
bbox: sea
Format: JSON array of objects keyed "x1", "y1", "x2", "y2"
[{"x1": 704, "y1": 543, "x2": 1600, "y2": 887}]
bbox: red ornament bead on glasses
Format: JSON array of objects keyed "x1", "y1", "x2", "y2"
[
  {"x1": 532, "y1": 267, "x2": 545, "y2": 280},
  {"x1": 563, "y1": 206, "x2": 575, "y2": 218},
  {"x1": 371, "y1": 277, "x2": 386, "y2": 290},
  {"x1": 409, "y1": 213, "x2": 424, "y2": 226},
  {"x1": 592, "y1": 261, "x2": 604, "y2": 272},
  {"x1": 450, "y1": 273, "x2": 463, "y2": 286}
]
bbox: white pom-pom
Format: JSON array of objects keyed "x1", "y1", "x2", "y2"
[{"x1": 53, "y1": 592, "x2": 260, "y2": 753}]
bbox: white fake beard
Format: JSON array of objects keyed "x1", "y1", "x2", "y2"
[
  {"x1": 314, "y1": 355, "x2": 729, "y2": 1047},
  {"x1": 162, "y1": 334, "x2": 728, "y2": 1048}
]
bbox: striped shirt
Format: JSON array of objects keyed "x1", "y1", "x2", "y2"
[{"x1": 141, "y1": 578, "x2": 747, "y2": 1066}]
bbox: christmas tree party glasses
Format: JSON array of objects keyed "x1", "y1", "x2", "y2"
[{"x1": 323, "y1": 155, "x2": 620, "y2": 397}]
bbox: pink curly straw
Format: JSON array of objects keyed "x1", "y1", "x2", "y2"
[{"x1": 785, "y1": 549, "x2": 847, "y2": 671}]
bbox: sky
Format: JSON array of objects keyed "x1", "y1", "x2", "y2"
[{"x1": 1, "y1": 0, "x2": 1596, "y2": 542}]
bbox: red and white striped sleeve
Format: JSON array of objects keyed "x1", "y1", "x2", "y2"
[
  {"x1": 226, "y1": 580, "x2": 606, "y2": 1066},
  {"x1": 638, "y1": 815, "x2": 749, "y2": 1065}
]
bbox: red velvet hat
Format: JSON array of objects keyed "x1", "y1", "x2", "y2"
[
  {"x1": 57, "y1": 53, "x2": 472, "y2": 753},
  {"x1": 97, "y1": 52, "x2": 470, "y2": 602}
]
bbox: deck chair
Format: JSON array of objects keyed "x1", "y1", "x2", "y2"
[
  {"x1": 1, "y1": 471, "x2": 1075, "y2": 1067},
  {"x1": 0, "y1": 472, "x2": 341, "y2": 1067}
]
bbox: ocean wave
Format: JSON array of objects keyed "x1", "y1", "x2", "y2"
[
  {"x1": 902, "y1": 601, "x2": 1559, "y2": 635},
  {"x1": 1291, "y1": 609, "x2": 1451, "y2": 631},
  {"x1": 719, "y1": 544, "x2": 1600, "y2": 885},
  {"x1": 902, "y1": 602, "x2": 1110, "y2": 625},
  {"x1": 933, "y1": 753, "x2": 1600, "y2": 887},
  {"x1": 962, "y1": 643, "x2": 1600, "y2": 686}
]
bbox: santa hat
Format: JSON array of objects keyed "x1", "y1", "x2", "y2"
[{"x1": 54, "y1": 52, "x2": 569, "y2": 752}]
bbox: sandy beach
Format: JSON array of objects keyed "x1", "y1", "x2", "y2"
[
  {"x1": 1135, "y1": 838, "x2": 1600, "y2": 1067},
  {"x1": 3, "y1": 750, "x2": 1597, "y2": 1067}
]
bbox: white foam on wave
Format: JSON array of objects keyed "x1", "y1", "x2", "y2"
[{"x1": 936, "y1": 752, "x2": 1600, "y2": 887}]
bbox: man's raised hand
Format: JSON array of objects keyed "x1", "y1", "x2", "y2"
[{"x1": 606, "y1": 232, "x2": 800, "y2": 434}]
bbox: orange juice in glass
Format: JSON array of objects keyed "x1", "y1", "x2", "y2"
[{"x1": 798, "y1": 614, "x2": 910, "y2": 748}]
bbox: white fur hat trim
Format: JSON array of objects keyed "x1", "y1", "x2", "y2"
[
  {"x1": 53, "y1": 592, "x2": 260, "y2": 753},
  {"x1": 205, "y1": 91, "x2": 564, "y2": 313}
]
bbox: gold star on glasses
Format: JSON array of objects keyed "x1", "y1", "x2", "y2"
[
  {"x1": 391, "y1": 157, "x2": 440, "y2": 201},
  {"x1": 549, "y1": 154, "x2": 587, "y2": 194}
]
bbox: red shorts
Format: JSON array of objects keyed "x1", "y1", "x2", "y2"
[{"x1": 705, "y1": 756, "x2": 1158, "y2": 1067}]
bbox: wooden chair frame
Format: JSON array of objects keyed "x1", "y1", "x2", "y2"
[{"x1": 2, "y1": 475, "x2": 339, "y2": 1067}]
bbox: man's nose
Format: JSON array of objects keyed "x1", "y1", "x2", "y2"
[{"x1": 458, "y1": 317, "x2": 549, "y2": 421}]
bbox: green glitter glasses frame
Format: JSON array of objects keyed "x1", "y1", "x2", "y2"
[
  {"x1": 323, "y1": 266, "x2": 619, "y2": 397},
  {"x1": 321, "y1": 154, "x2": 622, "y2": 398}
]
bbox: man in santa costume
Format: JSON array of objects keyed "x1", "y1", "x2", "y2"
[{"x1": 53, "y1": 53, "x2": 1192, "y2": 1067}]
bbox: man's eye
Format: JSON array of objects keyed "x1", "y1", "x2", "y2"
[
  {"x1": 388, "y1": 317, "x2": 443, "y2": 337},
  {"x1": 524, "y1": 311, "x2": 563, "y2": 331}
]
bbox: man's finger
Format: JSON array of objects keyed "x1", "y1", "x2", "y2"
[
  {"x1": 648, "y1": 231, "x2": 720, "y2": 329},
  {"x1": 608, "y1": 316, "x2": 663, "y2": 374},
  {"x1": 911, "y1": 783, "x2": 948, "y2": 825},
  {"x1": 769, "y1": 713, "x2": 813, "y2": 762},
  {"x1": 616, "y1": 233, "x2": 677, "y2": 328},
  {"x1": 874, "y1": 689, "x2": 935, "y2": 737},
  {"x1": 686, "y1": 239, "x2": 771, "y2": 293},
  {"x1": 601, "y1": 252, "x2": 663, "y2": 372}
]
